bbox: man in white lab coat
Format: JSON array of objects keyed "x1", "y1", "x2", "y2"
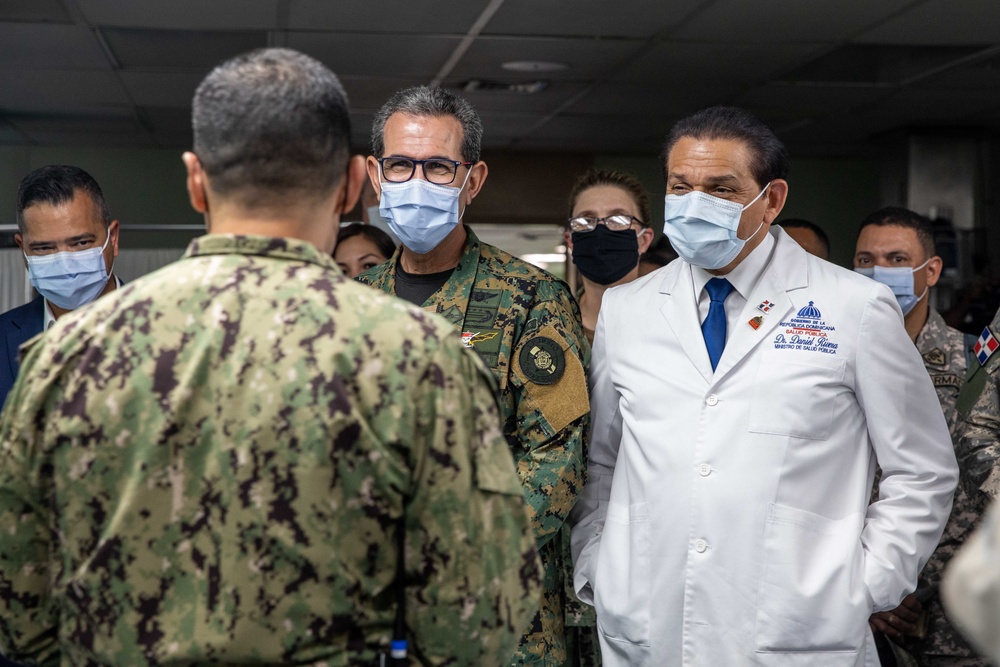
[{"x1": 570, "y1": 106, "x2": 959, "y2": 667}]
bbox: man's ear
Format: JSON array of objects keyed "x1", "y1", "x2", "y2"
[
  {"x1": 925, "y1": 255, "x2": 944, "y2": 288},
  {"x1": 463, "y1": 161, "x2": 489, "y2": 206},
  {"x1": 108, "y1": 219, "x2": 120, "y2": 258},
  {"x1": 182, "y1": 152, "x2": 209, "y2": 214},
  {"x1": 14, "y1": 233, "x2": 24, "y2": 252},
  {"x1": 336, "y1": 155, "x2": 367, "y2": 216},
  {"x1": 366, "y1": 156, "x2": 382, "y2": 200},
  {"x1": 762, "y1": 179, "x2": 789, "y2": 224}
]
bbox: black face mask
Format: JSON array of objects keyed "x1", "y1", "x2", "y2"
[{"x1": 571, "y1": 226, "x2": 640, "y2": 285}]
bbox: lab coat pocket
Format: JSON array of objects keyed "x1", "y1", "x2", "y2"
[
  {"x1": 755, "y1": 504, "x2": 868, "y2": 653},
  {"x1": 593, "y1": 500, "x2": 650, "y2": 647},
  {"x1": 748, "y1": 353, "x2": 846, "y2": 440}
]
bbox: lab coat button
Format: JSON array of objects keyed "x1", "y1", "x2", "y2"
[
  {"x1": 706, "y1": 394, "x2": 719, "y2": 406},
  {"x1": 698, "y1": 464, "x2": 711, "y2": 476},
  {"x1": 694, "y1": 539, "x2": 708, "y2": 553}
]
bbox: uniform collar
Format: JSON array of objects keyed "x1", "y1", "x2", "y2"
[{"x1": 183, "y1": 234, "x2": 338, "y2": 271}]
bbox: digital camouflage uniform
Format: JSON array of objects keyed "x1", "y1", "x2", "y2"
[
  {"x1": 359, "y1": 226, "x2": 590, "y2": 666},
  {"x1": 958, "y1": 307, "x2": 1000, "y2": 502},
  {"x1": 893, "y1": 309, "x2": 988, "y2": 666},
  {"x1": 0, "y1": 234, "x2": 543, "y2": 667}
]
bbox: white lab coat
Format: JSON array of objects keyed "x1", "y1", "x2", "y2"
[{"x1": 571, "y1": 228, "x2": 958, "y2": 667}]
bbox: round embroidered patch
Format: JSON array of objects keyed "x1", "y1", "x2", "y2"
[{"x1": 519, "y1": 336, "x2": 565, "y2": 385}]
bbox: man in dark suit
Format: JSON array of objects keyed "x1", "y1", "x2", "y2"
[{"x1": 0, "y1": 165, "x2": 120, "y2": 409}]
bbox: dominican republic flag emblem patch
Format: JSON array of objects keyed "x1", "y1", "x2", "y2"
[
  {"x1": 975, "y1": 326, "x2": 999, "y2": 366},
  {"x1": 757, "y1": 300, "x2": 775, "y2": 314}
]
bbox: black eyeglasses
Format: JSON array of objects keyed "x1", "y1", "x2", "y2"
[
  {"x1": 378, "y1": 157, "x2": 474, "y2": 185},
  {"x1": 568, "y1": 215, "x2": 643, "y2": 233}
]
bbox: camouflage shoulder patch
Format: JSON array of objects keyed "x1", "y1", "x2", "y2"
[
  {"x1": 519, "y1": 336, "x2": 565, "y2": 385},
  {"x1": 923, "y1": 347, "x2": 946, "y2": 367}
]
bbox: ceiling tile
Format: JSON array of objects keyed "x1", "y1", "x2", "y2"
[
  {"x1": 287, "y1": 2, "x2": 482, "y2": 33},
  {"x1": 485, "y1": 0, "x2": 687, "y2": 39},
  {"x1": 568, "y1": 82, "x2": 733, "y2": 118},
  {"x1": 339, "y1": 77, "x2": 430, "y2": 112},
  {"x1": 286, "y1": 32, "x2": 462, "y2": 78},
  {"x1": 0, "y1": 0, "x2": 73, "y2": 23},
  {"x1": 120, "y1": 72, "x2": 204, "y2": 108},
  {"x1": 670, "y1": 0, "x2": 916, "y2": 42},
  {"x1": 101, "y1": 28, "x2": 268, "y2": 70},
  {"x1": 445, "y1": 81, "x2": 591, "y2": 114},
  {"x1": 855, "y1": 0, "x2": 1000, "y2": 45},
  {"x1": 0, "y1": 23, "x2": 109, "y2": 69},
  {"x1": 618, "y1": 41, "x2": 828, "y2": 85},
  {"x1": 450, "y1": 36, "x2": 640, "y2": 81},
  {"x1": 0, "y1": 70, "x2": 129, "y2": 111},
  {"x1": 76, "y1": 0, "x2": 281, "y2": 30},
  {"x1": 4, "y1": 111, "x2": 151, "y2": 146},
  {"x1": 734, "y1": 83, "x2": 892, "y2": 119},
  {"x1": 778, "y1": 44, "x2": 986, "y2": 85}
]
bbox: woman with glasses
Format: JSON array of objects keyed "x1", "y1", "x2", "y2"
[{"x1": 565, "y1": 170, "x2": 655, "y2": 344}]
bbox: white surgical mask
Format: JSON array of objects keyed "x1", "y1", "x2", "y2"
[
  {"x1": 378, "y1": 167, "x2": 471, "y2": 255},
  {"x1": 24, "y1": 232, "x2": 113, "y2": 310},
  {"x1": 663, "y1": 184, "x2": 770, "y2": 269},
  {"x1": 854, "y1": 258, "x2": 931, "y2": 316}
]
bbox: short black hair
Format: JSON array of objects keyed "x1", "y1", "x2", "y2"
[
  {"x1": 775, "y1": 218, "x2": 831, "y2": 257},
  {"x1": 192, "y1": 48, "x2": 351, "y2": 206},
  {"x1": 336, "y1": 223, "x2": 396, "y2": 260},
  {"x1": 858, "y1": 206, "x2": 936, "y2": 259},
  {"x1": 371, "y1": 86, "x2": 483, "y2": 163},
  {"x1": 16, "y1": 164, "x2": 111, "y2": 234},
  {"x1": 567, "y1": 169, "x2": 652, "y2": 229},
  {"x1": 662, "y1": 106, "x2": 790, "y2": 187}
]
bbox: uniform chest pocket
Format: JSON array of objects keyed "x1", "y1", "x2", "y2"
[{"x1": 748, "y1": 352, "x2": 846, "y2": 440}]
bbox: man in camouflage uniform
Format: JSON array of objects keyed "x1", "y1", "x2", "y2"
[
  {"x1": 958, "y1": 306, "x2": 1000, "y2": 503},
  {"x1": 358, "y1": 86, "x2": 590, "y2": 666},
  {"x1": 854, "y1": 207, "x2": 986, "y2": 667},
  {"x1": 0, "y1": 49, "x2": 542, "y2": 667}
]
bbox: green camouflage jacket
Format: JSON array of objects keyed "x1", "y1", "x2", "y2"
[
  {"x1": 359, "y1": 226, "x2": 590, "y2": 666},
  {"x1": 958, "y1": 307, "x2": 1000, "y2": 503},
  {"x1": 0, "y1": 234, "x2": 542, "y2": 667},
  {"x1": 900, "y1": 309, "x2": 986, "y2": 662}
]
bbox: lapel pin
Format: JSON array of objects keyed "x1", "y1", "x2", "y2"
[
  {"x1": 749, "y1": 316, "x2": 764, "y2": 330},
  {"x1": 757, "y1": 300, "x2": 774, "y2": 314}
]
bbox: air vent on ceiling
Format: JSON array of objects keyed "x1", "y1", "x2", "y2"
[{"x1": 462, "y1": 80, "x2": 549, "y2": 94}]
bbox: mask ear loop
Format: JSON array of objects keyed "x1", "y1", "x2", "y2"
[{"x1": 741, "y1": 182, "x2": 773, "y2": 241}]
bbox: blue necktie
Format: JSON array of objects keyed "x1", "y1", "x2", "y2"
[{"x1": 702, "y1": 277, "x2": 734, "y2": 371}]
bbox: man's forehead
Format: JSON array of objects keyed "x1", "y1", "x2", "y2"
[
  {"x1": 857, "y1": 224, "x2": 921, "y2": 251},
  {"x1": 21, "y1": 191, "x2": 104, "y2": 239},
  {"x1": 666, "y1": 136, "x2": 754, "y2": 178},
  {"x1": 383, "y1": 113, "x2": 463, "y2": 150}
]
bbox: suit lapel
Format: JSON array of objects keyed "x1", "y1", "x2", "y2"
[{"x1": 659, "y1": 264, "x2": 714, "y2": 383}]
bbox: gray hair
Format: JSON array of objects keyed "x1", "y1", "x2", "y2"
[
  {"x1": 371, "y1": 86, "x2": 483, "y2": 163},
  {"x1": 193, "y1": 48, "x2": 351, "y2": 204}
]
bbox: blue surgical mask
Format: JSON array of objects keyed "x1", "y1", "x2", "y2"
[
  {"x1": 663, "y1": 184, "x2": 770, "y2": 269},
  {"x1": 24, "y1": 231, "x2": 113, "y2": 310},
  {"x1": 854, "y1": 258, "x2": 930, "y2": 316},
  {"x1": 378, "y1": 168, "x2": 471, "y2": 255}
]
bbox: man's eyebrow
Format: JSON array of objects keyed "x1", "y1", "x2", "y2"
[
  {"x1": 27, "y1": 233, "x2": 96, "y2": 249},
  {"x1": 667, "y1": 173, "x2": 742, "y2": 187}
]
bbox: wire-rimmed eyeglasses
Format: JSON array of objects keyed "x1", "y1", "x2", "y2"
[{"x1": 568, "y1": 214, "x2": 643, "y2": 233}]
